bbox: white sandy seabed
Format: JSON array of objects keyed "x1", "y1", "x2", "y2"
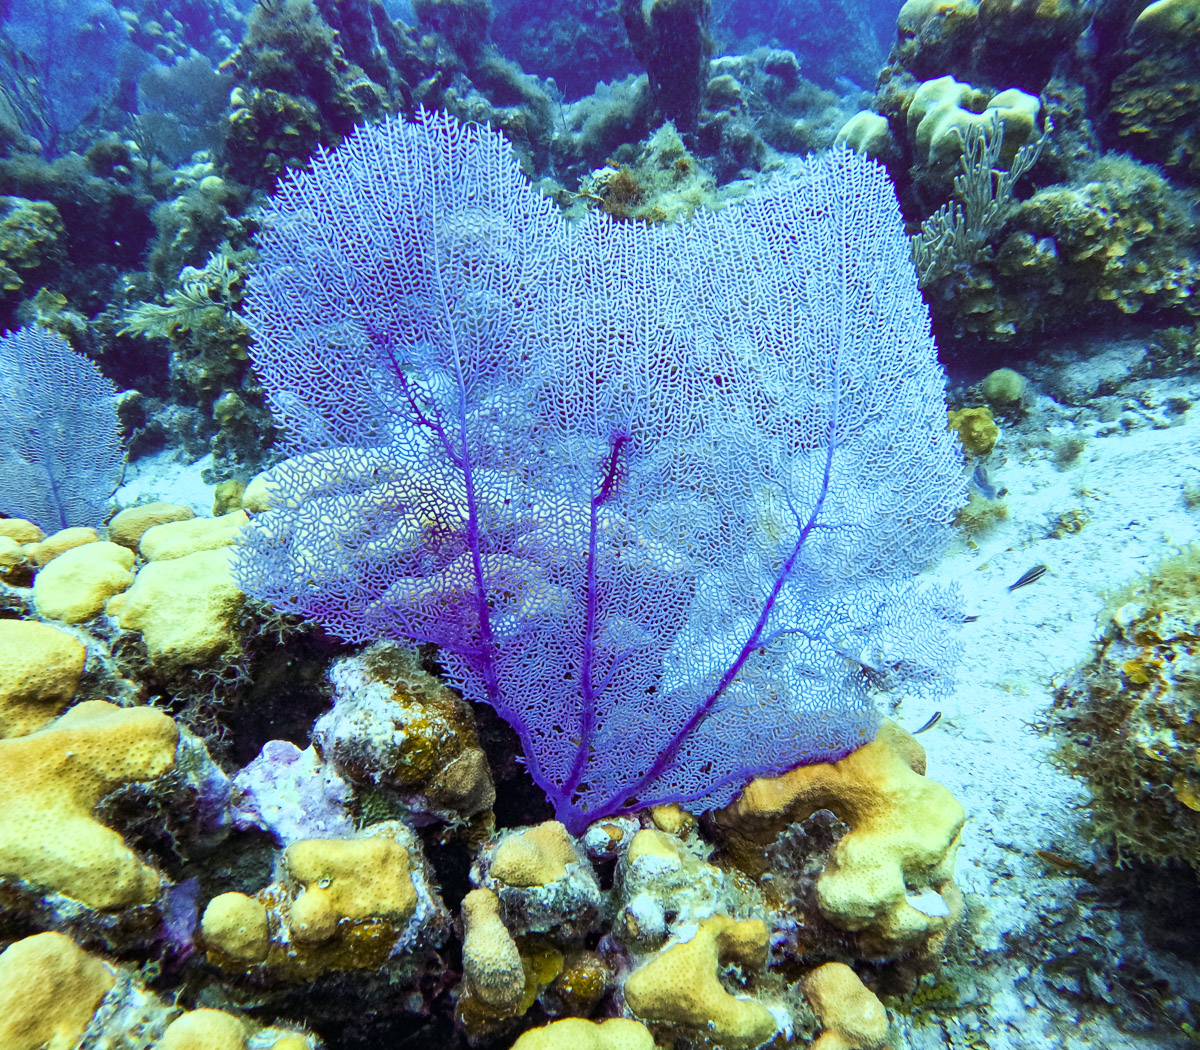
[
  {"x1": 900, "y1": 339, "x2": 1200, "y2": 1050},
  {"x1": 117, "y1": 337, "x2": 1200, "y2": 1050}
]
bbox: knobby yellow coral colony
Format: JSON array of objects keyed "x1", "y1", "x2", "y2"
[{"x1": 0, "y1": 469, "x2": 969, "y2": 1050}]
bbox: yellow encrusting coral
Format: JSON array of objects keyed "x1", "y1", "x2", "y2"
[
  {"x1": 804, "y1": 962, "x2": 891, "y2": 1050},
  {"x1": 510, "y1": 1018, "x2": 655, "y2": 1050},
  {"x1": 108, "y1": 501, "x2": 196, "y2": 550},
  {"x1": 32, "y1": 540, "x2": 135, "y2": 623},
  {"x1": 0, "y1": 619, "x2": 86, "y2": 738},
  {"x1": 460, "y1": 887, "x2": 526, "y2": 1014},
  {"x1": 201, "y1": 821, "x2": 448, "y2": 983},
  {"x1": 623, "y1": 914, "x2": 776, "y2": 1048},
  {"x1": 714, "y1": 720, "x2": 965, "y2": 956},
  {"x1": 0, "y1": 700, "x2": 178, "y2": 908},
  {"x1": 0, "y1": 932, "x2": 114, "y2": 1050},
  {"x1": 106, "y1": 547, "x2": 245, "y2": 672},
  {"x1": 284, "y1": 832, "x2": 418, "y2": 943},
  {"x1": 158, "y1": 1011, "x2": 250, "y2": 1050},
  {"x1": 490, "y1": 821, "x2": 581, "y2": 887},
  {"x1": 201, "y1": 892, "x2": 271, "y2": 963}
]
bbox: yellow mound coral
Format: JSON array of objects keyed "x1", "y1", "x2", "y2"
[
  {"x1": 108, "y1": 502, "x2": 195, "y2": 550},
  {"x1": 26, "y1": 526, "x2": 100, "y2": 567},
  {"x1": 200, "y1": 892, "x2": 270, "y2": 963},
  {"x1": 202, "y1": 822, "x2": 447, "y2": 982},
  {"x1": 623, "y1": 915, "x2": 776, "y2": 1048},
  {"x1": 32, "y1": 540, "x2": 135, "y2": 623},
  {"x1": 714, "y1": 720, "x2": 965, "y2": 956},
  {"x1": 284, "y1": 831, "x2": 418, "y2": 943},
  {"x1": 461, "y1": 887, "x2": 525, "y2": 1014},
  {"x1": 1132, "y1": 0, "x2": 1200, "y2": 37},
  {"x1": 0, "y1": 932, "x2": 114, "y2": 1050},
  {"x1": 106, "y1": 547, "x2": 245, "y2": 671},
  {"x1": 490, "y1": 821, "x2": 581, "y2": 887},
  {"x1": 0, "y1": 700, "x2": 178, "y2": 908},
  {"x1": 139, "y1": 510, "x2": 249, "y2": 561},
  {"x1": 804, "y1": 962, "x2": 890, "y2": 1050},
  {"x1": 0, "y1": 517, "x2": 43, "y2": 544},
  {"x1": 0, "y1": 619, "x2": 86, "y2": 738},
  {"x1": 159, "y1": 1011, "x2": 249, "y2": 1050},
  {"x1": 835, "y1": 111, "x2": 895, "y2": 160},
  {"x1": 511, "y1": 1018, "x2": 655, "y2": 1050},
  {"x1": 908, "y1": 76, "x2": 1040, "y2": 172}
]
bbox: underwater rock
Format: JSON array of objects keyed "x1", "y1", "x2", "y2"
[
  {"x1": 1053, "y1": 545, "x2": 1200, "y2": 870},
  {"x1": 473, "y1": 821, "x2": 604, "y2": 940},
  {"x1": 232, "y1": 740, "x2": 355, "y2": 846},
  {"x1": 620, "y1": 0, "x2": 712, "y2": 132},
  {"x1": 313, "y1": 642, "x2": 496, "y2": 827},
  {"x1": 615, "y1": 827, "x2": 733, "y2": 952}
]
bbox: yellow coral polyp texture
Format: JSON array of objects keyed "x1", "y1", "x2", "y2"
[
  {"x1": 159, "y1": 1010, "x2": 250, "y2": 1050},
  {"x1": 510, "y1": 1018, "x2": 655, "y2": 1050},
  {"x1": 461, "y1": 887, "x2": 526, "y2": 1014},
  {"x1": 804, "y1": 962, "x2": 891, "y2": 1050},
  {"x1": 0, "y1": 700, "x2": 178, "y2": 909},
  {"x1": 33, "y1": 540, "x2": 136, "y2": 623},
  {"x1": 490, "y1": 820, "x2": 581, "y2": 887},
  {"x1": 623, "y1": 914, "x2": 776, "y2": 1049},
  {"x1": 201, "y1": 891, "x2": 271, "y2": 963},
  {"x1": 0, "y1": 619, "x2": 86, "y2": 738},
  {"x1": 284, "y1": 833, "x2": 418, "y2": 943},
  {"x1": 716, "y1": 719, "x2": 966, "y2": 956},
  {"x1": 0, "y1": 932, "x2": 115, "y2": 1050},
  {"x1": 907, "y1": 76, "x2": 1039, "y2": 171},
  {"x1": 106, "y1": 546, "x2": 245, "y2": 671}
]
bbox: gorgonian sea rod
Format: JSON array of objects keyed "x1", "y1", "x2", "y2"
[{"x1": 234, "y1": 110, "x2": 966, "y2": 834}]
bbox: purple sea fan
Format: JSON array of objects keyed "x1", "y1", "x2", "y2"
[{"x1": 235, "y1": 110, "x2": 966, "y2": 834}]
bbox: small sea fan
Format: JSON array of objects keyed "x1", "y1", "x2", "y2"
[{"x1": 0, "y1": 325, "x2": 124, "y2": 531}]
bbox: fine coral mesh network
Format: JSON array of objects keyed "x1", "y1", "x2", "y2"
[{"x1": 236, "y1": 110, "x2": 965, "y2": 831}]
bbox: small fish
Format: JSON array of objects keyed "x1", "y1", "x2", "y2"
[
  {"x1": 1008, "y1": 564, "x2": 1047, "y2": 592},
  {"x1": 913, "y1": 711, "x2": 942, "y2": 734},
  {"x1": 962, "y1": 614, "x2": 979, "y2": 623},
  {"x1": 1034, "y1": 849, "x2": 1090, "y2": 875}
]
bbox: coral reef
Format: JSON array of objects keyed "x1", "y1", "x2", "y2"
[
  {"x1": 1052, "y1": 546, "x2": 1200, "y2": 868},
  {"x1": 0, "y1": 932, "x2": 319, "y2": 1050}
]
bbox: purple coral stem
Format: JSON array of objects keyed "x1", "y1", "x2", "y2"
[
  {"x1": 563, "y1": 431, "x2": 630, "y2": 803},
  {"x1": 573, "y1": 398, "x2": 843, "y2": 831}
]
